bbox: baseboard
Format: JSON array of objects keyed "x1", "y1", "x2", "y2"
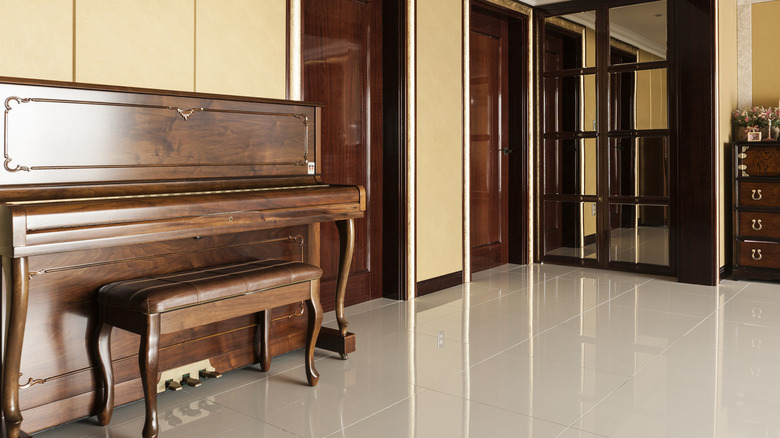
[{"x1": 416, "y1": 271, "x2": 463, "y2": 297}]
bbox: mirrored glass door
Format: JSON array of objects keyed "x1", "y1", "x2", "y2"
[{"x1": 540, "y1": 0, "x2": 674, "y2": 274}]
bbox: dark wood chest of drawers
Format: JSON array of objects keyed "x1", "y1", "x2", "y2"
[{"x1": 733, "y1": 142, "x2": 780, "y2": 280}]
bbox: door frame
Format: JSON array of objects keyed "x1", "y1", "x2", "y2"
[
  {"x1": 537, "y1": 0, "x2": 718, "y2": 285},
  {"x1": 465, "y1": 0, "x2": 533, "y2": 281}
]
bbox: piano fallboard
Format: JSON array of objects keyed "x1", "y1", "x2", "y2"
[{"x1": 0, "y1": 184, "x2": 364, "y2": 257}]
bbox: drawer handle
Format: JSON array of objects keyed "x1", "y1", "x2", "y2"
[
  {"x1": 752, "y1": 189, "x2": 763, "y2": 201},
  {"x1": 752, "y1": 219, "x2": 763, "y2": 230},
  {"x1": 752, "y1": 249, "x2": 763, "y2": 261}
]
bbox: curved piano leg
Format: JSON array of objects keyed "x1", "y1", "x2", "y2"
[
  {"x1": 304, "y1": 280, "x2": 322, "y2": 386},
  {"x1": 94, "y1": 307, "x2": 115, "y2": 426},
  {"x1": 139, "y1": 315, "x2": 161, "y2": 438},
  {"x1": 2, "y1": 257, "x2": 30, "y2": 438},
  {"x1": 334, "y1": 219, "x2": 355, "y2": 360}
]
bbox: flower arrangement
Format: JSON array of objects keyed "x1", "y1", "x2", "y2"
[{"x1": 732, "y1": 106, "x2": 780, "y2": 132}]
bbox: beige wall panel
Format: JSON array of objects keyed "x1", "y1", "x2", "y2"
[
  {"x1": 196, "y1": 0, "x2": 286, "y2": 99},
  {"x1": 751, "y1": 1, "x2": 780, "y2": 107},
  {"x1": 0, "y1": 0, "x2": 73, "y2": 81},
  {"x1": 76, "y1": 0, "x2": 194, "y2": 91},
  {"x1": 720, "y1": 0, "x2": 738, "y2": 266},
  {"x1": 417, "y1": 0, "x2": 463, "y2": 281}
]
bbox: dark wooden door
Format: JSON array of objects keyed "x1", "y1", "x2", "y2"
[
  {"x1": 303, "y1": 0, "x2": 383, "y2": 308},
  {"x1": 470, "y1": 10, "x2": 509, "y2": 273}
]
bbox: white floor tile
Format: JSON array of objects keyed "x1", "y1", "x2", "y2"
[{"x1": 34, "y1": 264, "x2": 776, "y2": 438}]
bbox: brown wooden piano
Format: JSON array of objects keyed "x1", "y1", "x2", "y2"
[{"x1": 0, "y1": 78, "x2": 364, "y2": 437}]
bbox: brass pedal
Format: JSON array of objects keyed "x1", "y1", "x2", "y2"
[
  {"x1": 200, "y1": 370, "x2": 222, "y2": 379},
  {"x1": 183, "y1": 376, "x2": 202, "y2": 388},
  {"x1": 166, "y1": 380, "x2": 183, "y2": 391}
]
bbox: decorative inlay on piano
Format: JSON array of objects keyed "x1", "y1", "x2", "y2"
[{"x1": 0, "y1": 78, "x2": 364, "y2": 437}]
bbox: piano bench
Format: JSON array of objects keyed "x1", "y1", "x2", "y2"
[{"x1": 92, "y1": 260, "x2": 323, "y2": 438}]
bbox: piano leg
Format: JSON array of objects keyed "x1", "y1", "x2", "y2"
[
  {"x1": 2, "y1": 257, "x2": 30, "y2": 438},
  {"x1": 334, "y1": 219, "x2": 354, "y2": 339},
  {"x1": 315, "y1": 218, "x2": 356, "y2": 359}
]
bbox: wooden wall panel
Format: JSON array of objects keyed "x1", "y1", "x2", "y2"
[{"x1": 303, "y1": 0, "x2": 383, "y2": 307}]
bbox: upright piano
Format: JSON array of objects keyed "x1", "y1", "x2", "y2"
[{"x1": 0, "y1": 79, "x2": 364, "y2": 437}]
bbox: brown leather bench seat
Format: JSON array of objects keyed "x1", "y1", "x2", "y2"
[{"x1": 92, "y1": 259, "x2": 323, "y2": 438}]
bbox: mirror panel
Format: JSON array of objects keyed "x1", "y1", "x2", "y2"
[
  {"x1": 609, "y1": 203, "x2": 669, "y2": 266},
  {"x1": 609, "y1": 68, "x2": 668, "y2": 131},
  {"x1": 543, "y1": 139, "x2": 598, "y2": 196},
  {"x1": 609, "y1": 0, "x2": 667, "y2": 63},
  {"x1": 544, "y1": 201, "x2": 598, "y2": 259},
  {"x1": 543, "y1": 74, "x2": 597, "y2": 133},
  {"x1": 544, "y1": 11, "x2": 596, "y2": 70},
  {"x1": 610, "y1": 137, "x2": 669, "y2": 197}
]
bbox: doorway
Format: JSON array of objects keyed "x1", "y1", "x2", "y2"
[{"x1": 469, "y1": 3, "x2": 529, "y2": 275}]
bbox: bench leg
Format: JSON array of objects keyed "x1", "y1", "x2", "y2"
[
  {"x1": 93, "y1": 308, "x2": 115, "y2": 426},
  {"x1": 139, "y1": 314, "x2": 161, "y2": 438},
  {"x1": 304, "y1": 279, "x2": 323, "y2": 386},
  {"x1": 256, "y1": 310, "x2": 272, "y2": 372}
]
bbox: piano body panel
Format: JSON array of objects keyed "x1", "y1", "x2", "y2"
[
  {"x1": 0, "y1": 80, "x2": 363, "y2": 436},
  {"x1": 10, "y1": 226, "x2": 317, "y2": 432}
]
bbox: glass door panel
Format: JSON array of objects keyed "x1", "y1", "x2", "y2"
[
  {"x1": 544, "y1": 201, "x2": 598, "y2": 260},
  {"x1": 609, "y1": 204, "x2": 669, "y2": 266},
  {"x1": 609, "y1": 0, "x2": 667, "y2": 63},
  {"x1": 609, "y1": 137, "x2": 668, "y2": 197}
]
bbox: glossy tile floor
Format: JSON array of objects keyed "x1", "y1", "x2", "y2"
[{"x1": 35, "y1": 263, "x2": 780, "y2": 437}]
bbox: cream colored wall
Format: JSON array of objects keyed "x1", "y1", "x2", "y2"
[
  {"x1": 76, "y1": 0, "x2": 195, "y2": 91},
  {"x1": 751, "y1": 1, "x2": 780, "y2": 106},
  {"x1": 0, "y1": 0, "x2": 286, "y2": 98},
  {"x1": 196, "y1": 0, "x2": 287, "y2": 98},
  {"x1": 0, "y1": 0, "x2": 73, "y2": 81},
  {"x1": 720, "y1": 0, "x2": 738, "y2": 268},
  {"x1": 416, "y1": 0, "x2": 464, "y2": 281}
]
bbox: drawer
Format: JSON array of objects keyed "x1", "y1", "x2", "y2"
[
  {"x1": 737, "y1": 240, "x2": 780, "y2": 268},
  {"x1": 738, "y1": 211, "x2": 780, "y2": 238},
  {"x1": 737, "y1": 144, "x2": 780, "y2": 177},
  {"x1": 738, "y1": 181, "x2": 780, "y2": 208}
]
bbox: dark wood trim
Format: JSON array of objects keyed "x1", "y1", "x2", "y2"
[
  {"x1": 674, "y1": 0, "x2": 717, "y2": 285},
  {"x1": 416, "y1": 271, "x2": 464, "y2": 297},
  {"x1": 382, "y1": 0, "x2": 408, "y2": 300},
  {"x1": 720, "y1": 264, "x2": 731, "y2": 280}
]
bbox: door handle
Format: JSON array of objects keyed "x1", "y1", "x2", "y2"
[{"x1": 501, "y1": 148, "x2": 514, "y2": 156}]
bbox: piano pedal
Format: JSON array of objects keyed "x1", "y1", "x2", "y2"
[
  {"x1": 200, "y1": 370, "x2": 222, "y2": 379},
  {"x1": 166, "y1": 380, "x2": 183, "y2": 391},
  {"x1": 183, "y1": 375, "x2": 202, "y2": 388}
]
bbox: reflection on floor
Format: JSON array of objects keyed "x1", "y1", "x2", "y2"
[
  {"x1": 36, "y1": 264, "x2": 779, "y2": 437},
  {"x1": 610, "y1": 226, "x2": 669, "y2": 266},
  {"x1": 546, "y1": 226, "x2": 668, "y2": 266}
]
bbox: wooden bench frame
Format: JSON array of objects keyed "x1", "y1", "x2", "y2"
[{"x1": 92, "y1": 265, "x2": 322, "y2": 438}]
